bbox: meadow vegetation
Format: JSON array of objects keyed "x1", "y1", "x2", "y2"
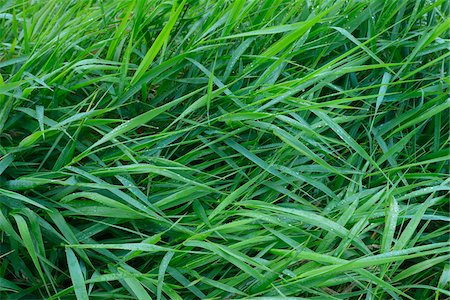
[{"x1": 0, "y1": 0, "x2": 449, "y2": 298}]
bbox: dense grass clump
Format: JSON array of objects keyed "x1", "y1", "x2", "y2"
[{"x1": 0, "y1": 0, "x2": 449, "y2": 299}]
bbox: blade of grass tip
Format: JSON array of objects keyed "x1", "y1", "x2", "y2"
[
  {"x1": 122, "y1": 234, "x2": 163, "y2": 262},
  {"x1": 222, "y1": 37, "x2": 255, "y2": 82},
  {"x1": 0, "y1": 78, "x2": 16, "y2": 136},
  {"x1": 392, "y1": 254, "x2": 450, "y2": 283},
  {"x1": 217, "y1": 22, "x2": 308, "y2": 40},
  {"x1": 0, "y1": 154, "x2": 14, "y2": 176},
  {"x1": 131, "y1": 0, "x2": 186, "y2": 84},
  {"x1": 12, "y1": 214, "x2": 49, "y2": 294},
  {"x1": 61, "y1": 192, "x2": 143, "y2": 217},
  {"x1": 0, "y1": 188, "x2": 49, "y2": 211},
  {"x1": 381, "y1": 195, "x2": 399, "y2": 253},
  {"x1": 206, "y1": 60, "x2": 214, "y2": 122},
  {"x1": 438, "y1": 264, "x2": 450, "y2": 290},
  {"x1": 192, "y1": 200, "x2": 211, "y2": 228},
  {"x1": 65, "y1": 248, "x2": 89, "y2": 300},
  {"x1": 0, "y1": 210, "x2": 21, "y2": 242},
  {"x1": 157, "y1": 251, "x2": 174, "y2": 300},
  {"x1": 68, "y1": 243, "x2": 170, "y2": 253},
  {"x1": 370, "y1": 72, "x2": 392, "y2": 132},
  {"x1": 36, "y1": 105, "x2": 45, "y2": 138}
]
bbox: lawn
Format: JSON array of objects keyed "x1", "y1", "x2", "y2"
[{"x1": 0, "y1": 0, "x2": 449, "y2": 299}]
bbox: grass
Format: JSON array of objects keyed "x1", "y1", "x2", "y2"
[{"x1": 0, "y1": 0, "x2": 449, "y2": 299}]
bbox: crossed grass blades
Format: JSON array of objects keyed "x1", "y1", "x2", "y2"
[{"x1": 0, "y1": 0, "x2": 449, "y2": 299}]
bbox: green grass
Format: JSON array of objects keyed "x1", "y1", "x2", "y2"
[{"x1": 0, "y1": 0, "x2": 449, "y2": 299}]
